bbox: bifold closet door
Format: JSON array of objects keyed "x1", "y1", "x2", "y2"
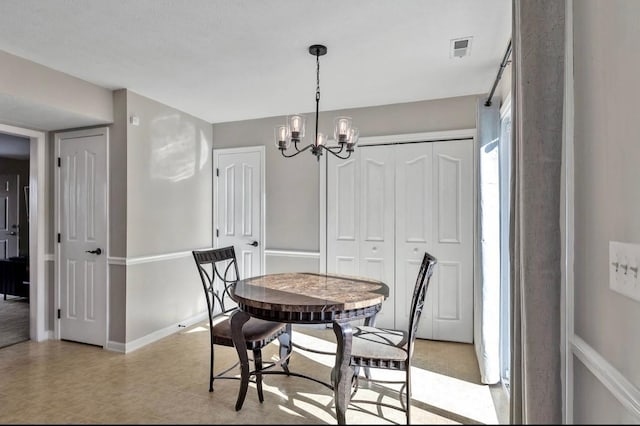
[
  {"x1": 327, "y1": 145, "x2": 395, "y2": 329},
  {"x1": 328, "y1": 139, "x2": 474, "y2": 342}
]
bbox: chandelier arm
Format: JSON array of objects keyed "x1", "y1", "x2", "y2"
[
  {"x1": 319, "y1": 144, "x2": 352, "y2": 160},
  {"x1": 292, "y1": 140, "x2": 303, "y2": 153},
  {"x1": 325, "y1": 144, "x2": 345, "y2": 154},
  {"x1": 281, "y1": 144, "x2": 313, "y2": 158}
]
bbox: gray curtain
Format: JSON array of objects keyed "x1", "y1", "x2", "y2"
[{"x1": 510, "y1": 0, "x2": 565, "y2": 423}]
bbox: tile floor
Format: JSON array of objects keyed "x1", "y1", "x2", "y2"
[{"x1": 0, "y1": 323, "x2": 506, "y2": 424}]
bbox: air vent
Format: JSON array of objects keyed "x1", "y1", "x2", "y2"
[{"x1": 450, "y1": 36, "x2": 473, "y2": 58}]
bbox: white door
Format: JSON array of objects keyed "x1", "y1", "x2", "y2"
[
  {"x1": 0, "y1": 174, "x2": 20, "y2": 259},
  {"x1": 327, "y1": 146, "x2": 396, "y2": 328},
  {"x1": 327, "y1": 139, "x2": 475, "y2": 343},
  {"x1": 214, "y1": 147, "x2": 264, "y2": 279},
  {"x1": 57, "y1": 129, "x2": 108, "y2": 347}
]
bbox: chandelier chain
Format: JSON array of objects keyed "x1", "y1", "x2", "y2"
[
  {"x1": 314, "y1": 51, "x2": 320, "y2": 151},
  {"x1": 316, "y1": 53, "x2": 321, "y2": 101}
]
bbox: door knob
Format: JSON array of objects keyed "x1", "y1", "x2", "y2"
[
  {"x1": 8, "y1": 231, "x2": 16, "y2": 236},
  {"x1": 85, "y1": 248, "x2": 102, "y2": 255},
  {"x1": 247, "y1": 241, "x2": 259, "y2": 247}
]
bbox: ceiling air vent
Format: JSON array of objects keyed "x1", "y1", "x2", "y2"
[{"x1": 450, "y1": 37, "x2": 473, "y2": 58}]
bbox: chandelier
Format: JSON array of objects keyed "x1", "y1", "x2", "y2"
[{"x1": 275, "y1": 44, "x2": 359, "y2": 161}]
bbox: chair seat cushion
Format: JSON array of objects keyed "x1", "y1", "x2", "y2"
[
  {"x1": 351, "y1": 325, "x2": 409, "y2": 363},
  {"x1": 211, "y1": 313, "x2": 285, "y2": 347}
]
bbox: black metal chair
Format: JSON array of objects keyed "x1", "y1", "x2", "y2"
[
  {"x1": 192, "y1": 246, "x2": 292, "y2": 403},
  {"x1": 348, "y1": 251, "x2": 437, "y2": 424}
]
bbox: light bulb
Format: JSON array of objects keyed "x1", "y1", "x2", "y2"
[{"x1": 316, "y1": 132, "x2": 327, "y2": 146}]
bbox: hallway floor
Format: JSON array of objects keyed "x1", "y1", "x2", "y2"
[{"x1": 0, "y1": 295, "x2": 29, "y2": 349}]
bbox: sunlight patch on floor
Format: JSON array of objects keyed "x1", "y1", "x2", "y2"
[{"x1": 277, "y1": 328, "x2": 498, "y2": 424}]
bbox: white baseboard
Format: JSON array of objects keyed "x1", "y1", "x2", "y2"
[
  {"x1": 105, "y1": 340, "x2": 126, "y2": 353},
  {"x1": 119, "y1": 311, "x2": 208, "y2": 354}
]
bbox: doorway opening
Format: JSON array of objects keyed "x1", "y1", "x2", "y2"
[
  {"x1": 0, "y1": 132, "x2": 30, "y2": 348},
  {"x1": 0, "y1": 123, "x2": 47, "y2": 345}
]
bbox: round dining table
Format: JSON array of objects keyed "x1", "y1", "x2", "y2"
[{"x1": 230, "y1": 271, "x2": 389, "y2": 425}]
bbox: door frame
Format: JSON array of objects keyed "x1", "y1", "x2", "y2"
[
  {"x1": 0, "y1": 123, "x2": 47, "y2": 342},
  {"x1": 212, "y1": 145, "x2": 266, "y2": 275},
  {"x1": 54, "y1": 127, "x2": 110, "y2": 347},
  {"x1": 320, "y1": 128, "x2": 477, "y2": 274}
]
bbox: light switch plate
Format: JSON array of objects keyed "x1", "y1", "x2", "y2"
[{"x1": 609, "y1": 241, "x2": 640, "y2": 302}]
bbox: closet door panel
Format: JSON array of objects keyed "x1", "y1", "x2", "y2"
[
  {"x1": 327, "y1": 157, "x2": 359, "y2": 276},
  {"x1": 359, "y1": 146, "x2": 395, "y2": 328},
  {"x1": 430, "y1": 139, "x2": 474, "y2": 343},
  {"x1": 395, "y1": 143, "x2": 434, "y2": 335}
]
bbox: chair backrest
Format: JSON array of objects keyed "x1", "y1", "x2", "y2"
[
  {"x1": 192, "y1": 246, "x2": 240, "y2": 323},
  {"x1": 407, "y1": 252, "x2": 437, "y2": 358}
]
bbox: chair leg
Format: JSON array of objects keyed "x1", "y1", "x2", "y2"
[
  {"x1": 406, "y1": 367, "x2": 411, "y2": 425},
  {"x1": 253, "y1": 348, "x2": 264, "y2": 403},
  {"x1": 230, "y1": 310, "x2": 251, "y2": 411},
  {"x1": 363, "y1": 315, "x2": 377, "y2": 381},
  {"x1": 209, "y1": 340, "x2": 215, "y2": 392},
  {"x1": 278, "y1": 323, "x2": 292, "y2": 374}
]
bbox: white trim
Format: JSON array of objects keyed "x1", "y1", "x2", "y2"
[
  {"x1": 54, "y1": 127, "x2": 110, "y2": 348},
  {"x1": 212, "y1": 146, "x2": 266, "y2": 275},
  {"x1": 356, "y1": 129, "x2": 476, "y2": 146},
  {"x1": 0, "y1": 123, "x2": 47, "y2": 342},
  {"x1": 572, "y1": 335, "x2": 640, "y2": 420},
  {"x1": 264, "y1": 249, "x2": 321, "y2": 259},
  {"x1": 119, "y1": 311, "x2": 208, "y2": 353},
  {"x1": 107, "y1": 256, "x2": 127, "y2": 266},
  {"x1": 120, "y1": 249, "x2": 209, "y2": 266},
  {"x1": 105, "y1": 341, "x2": 126, "y2": 353},
  {"x1": 45, "y1": 253, "x2": 54, "y2": 262},
  {"x1": 563, "y1": 1, "x2": 575, "y2": 422},
  {"x1": 106, "y1": 247, "x2": 210, "y2": 266}
]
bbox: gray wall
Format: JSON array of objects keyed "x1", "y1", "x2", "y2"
[
  {"x1": 0, "y1": 157, "x2": 29, "y2": 255},
  {"x1": 109, "y1": 89, "x2": 128, "y2": 343},
  {"x1": 212, "y1": 95, "x2": 479, "y2": 259},
  {"x1": 124, "y1": 90, "x2": 212, "y2": 342},
  {"x1": 0, "y1": 49, "x2": 113, "y2": 131},
  {"x1": 573, "y1": 0, "x2": 640, "y2": 421}
]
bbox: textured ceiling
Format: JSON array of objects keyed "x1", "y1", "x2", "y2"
[{"x1": 0, "y1": 0, "x2": 511, "y2": 123}]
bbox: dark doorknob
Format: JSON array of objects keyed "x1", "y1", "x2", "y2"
[
  {"x1": 85, "y1": 248, "x2": 102, "y2": 255},
  {"x1": 247, "y1": 241, "x2": 259, "y2": 247},
  {"x1": 8, "y1": 231, "x2": 17, "y2": 236}
]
